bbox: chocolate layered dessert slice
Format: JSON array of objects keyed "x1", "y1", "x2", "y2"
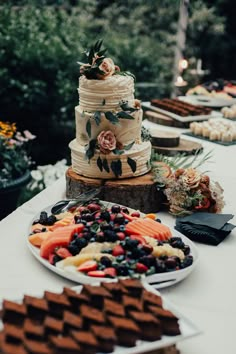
[
  {"x1": 91, "y1": 325, "x2": 117, "y2": 353},
  {"x1": 70, "y1": 330, "x2": 98, "y2": 354},
  {"x1": 129, "y1": 311, "x2": 162, "y2": 341},
  {"x1": 101, "y1": 281, "x2": 123, "y2": 301},
  {"x1": 44, "y1": 291, "x2": 71, "y2": 318},
  {"x1": 122, "y1": 294, "x2": 143, "y2": 313},
  {"x1": 108, "y1": 315, "x2": 140, "y2": 347},
  {"x1": 149, "y1": 305, "x2": 181, "y2": 336},
  {"x1": 80, "y1": 284, "x2": 112, "y2": 309},
  {"x1": 49, "y1": 335, "x2": 81, "y2": 354},
  {"x1": 79, "y1": 304, "x2": 106, "y2": 329},
  {"x1": 23, "y1": 338, "x2": 53, "y2": 354},
  {"x1": 2, "y1": 323, "x2": 24, "y2": 344},
  {"x1": 119, "y1": 279, "x2": 143, "y2": 297},
  {"x1": 0, "y1": 333, "x2": 27, "y2": 354},
  {"x1": 142, "y1": 289, "x2": 163, "y2": 310},
  {"x1": 63, "y1": 287, "x2": 89, "y2": 310},
  {"x1": 43, "y1": 316, "x2": 64, "y2": 338},
  {"x1": 63, "y1": 310, "x2": 83, "y2": 334},
  {"x1": 1, "y1": 300, "x2": 27, "y2": 326},
  {"x1": 23, "y1": 318, "x2": 45, "y2": 342},
  {"x1": 23, "y1": 295, "x2": 49, "y2": 323},
  {"x1": 103, "y1": 298, "x2": 125, "y2": 318}
]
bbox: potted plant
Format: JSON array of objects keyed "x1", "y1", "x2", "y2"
[{"x1": 0, "y1": 121, "x2": 35, "y2": 219}]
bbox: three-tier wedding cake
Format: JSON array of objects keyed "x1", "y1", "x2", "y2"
[{"x1": 69, "y1": 41, "x2": 151, "y2": 179}]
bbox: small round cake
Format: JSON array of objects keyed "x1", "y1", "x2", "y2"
[{"x1": 69, "y1": 42, "x2": 151, "y2": 179}]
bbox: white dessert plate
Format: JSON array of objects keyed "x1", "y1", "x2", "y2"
[
  {"x1": 0, "y1": 283, "x2": 201, "y2": 354},
  {"x1": 142, "y1": 101, "x2": 222, "y2": 122},
  {"x1": 179, "y1": 95, "x2": 236, "y2": 108},
  {"x1": 27, "y1": 202, "x2": 199, "y2": 289}
]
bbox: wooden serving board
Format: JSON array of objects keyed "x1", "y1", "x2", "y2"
[
  {"x1": 148, "y1": 346, "x2": 180, "y2": 354},
  {"x1": 144, "y1": 110, "x2": 190, "y2": 128},
  {"x1": 66, "y1": 168, "x2": 166, "y2": 213},
  {"x1": 151, "y1": 130, "x2": 180, "y2": 147},
  {"x1": 152, "y1": 138, "x2": 203, "y2": 156}
]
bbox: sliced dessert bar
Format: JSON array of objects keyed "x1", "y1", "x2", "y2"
[
  {"x1": 23, "y1": 295, "x2": 49, "y2": 323},
  {"x1": 44, "y1": 291, "x2": 71, "y2": 318},
  {"x1": 108, "y1": 315, "x2": 140, "y2": 347},
  {"x1": 49, "y1": 335, "x2": 81, "y2": 354},
  {"x1": 103, "y1": 298, "x2": 125, "y2": 317},
  {"x1": 129, "y1": 311, "x2": 162, "y2": 341},
  {"x1": 80, "y1": 284, "x2": 112, "y2": 309},
  {"x1": 70, "y1": 330, "x2": 98, "y2": 354},
  {"x1": 91, "y1": 325, "x2": 117, "y2": 353},
  {"x1": 149, "y1": 305, "x2": 181, "y2": 336},
  {"x1": 1, "y1": 300, "x2": 26, "y2": 325},
  {"x1": 63, "y1": 310, "x2": 83, "y2": 334}
]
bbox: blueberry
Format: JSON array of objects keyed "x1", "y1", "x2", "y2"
[
  {"x1": 68, "y1": 243, "x2": 80, "y2": 255},
  {"x1": 171, "y1": 240, "x2": 185, "y2": 249},
  {"x1": 183, "y1": 245, "x2": 190, "y2": 255},
  {"x1": 100, "y1": 256, "x2": 112, "y2": 267},
  {"x1": 47, "y1": 215, "x2": 57, "y2": 225},
  {"x1": 39, "y1": 211, "x2": 48, "y2": 225},
  {"x1": 125, "y1": 239, "x2": 139, "y2": 250},
  {"x1": 139, "y1": 255, "x2": 156, "y2": 267},
  {"x1": 111, "y1": 205, "x2": 121, "y2": 213},
  {"x1": 72, "y1": 233, "x2": 78, "y2": 240},
  {"x1": 100, "y1": 223, "x2": 113, "y2": 231},
  {"x1": 181, "y1": 255, "x2": 193, "y2": 268},
  {"x1": 155, "y1": 260, "x2": 166, "y2": 273},
  {"x1": 82, "y1": 232, "x2": 92, "y2": 241},
  {"x1": 119, "y1": 225, "x2": 126, "y2": 232},
  {"x1": 53, "y1": 255, "x2": 62, "y2": 265},
  {"x1": 121, "y1": 207, "x2": 129, "y2": 214},
  {"x1": 117, "y1": 264, "x2": 129, "y2": 276},
  {"x1": 155, "y1": 218, "x2": 162, "y2": 223},
  {"x1": 104, "y1": 230, "x2": 118, "y2": 242}
]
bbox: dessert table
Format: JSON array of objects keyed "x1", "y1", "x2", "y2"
[{"x1": 1, "y1": 122, "x2": 236, "y2": 354}]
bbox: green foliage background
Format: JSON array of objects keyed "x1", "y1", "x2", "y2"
[{"x1": 0, "y1": 0, "x2": 234, "y2": 165}]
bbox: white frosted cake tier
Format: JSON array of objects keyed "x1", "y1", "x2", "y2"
[
  {"x1": 78, "y1": 75, "x2": 135, "y2": 112},
  {"x1": 69, "y1": 139, "x2": 151, "y2": 179},
  {"x1": 75, "y1": 105, "x2": 142, "y2": 146}
]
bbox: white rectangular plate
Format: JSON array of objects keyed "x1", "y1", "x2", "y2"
[{"x1": 142, "y1": 101, "x2": 222, "y2": 123}]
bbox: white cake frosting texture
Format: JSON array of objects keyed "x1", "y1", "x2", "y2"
[{"x1": 69, "y1": 44, "x2": 151, "y2": 179}]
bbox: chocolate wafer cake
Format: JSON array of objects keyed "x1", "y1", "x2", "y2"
[{"x1": 0, "y1": 279, "x2": 182, "y2": 354}]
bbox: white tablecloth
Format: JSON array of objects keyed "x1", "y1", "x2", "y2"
[{"x1": 1, "y1": 121, "x2": 236, "y2": 354}]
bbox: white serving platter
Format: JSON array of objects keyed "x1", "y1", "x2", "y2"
[
  {"x1": 142, "y1": 101, "x2": 222, "y2": 123},
  {"x1": 179, "y1": 95, "x2": 236, "y2": 108},
  {"x1": 27, "y1": 202, "x2": 199, "y2": 289}
]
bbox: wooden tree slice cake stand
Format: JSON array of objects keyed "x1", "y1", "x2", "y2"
[{"x1": 66, "y1": 167, "x2": 165, "y2": 213}]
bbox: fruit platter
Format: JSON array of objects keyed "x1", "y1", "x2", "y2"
[{"x1": 27, "y1": 198, "x2": 199, "y2": 288}]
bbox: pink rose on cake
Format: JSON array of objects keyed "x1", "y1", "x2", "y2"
[
  {"x1": 97, "y1": 130, "x2": 117, "y2": 154},
  {"x1": 97, "y1": 58, "x2": 120, "y2": 80}
]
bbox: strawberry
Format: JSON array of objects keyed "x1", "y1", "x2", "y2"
[
  {"x1": 136, "y1": 262, "x2": 148, "y2": 273},
  {"x1": 87, "y1": 270, "x2": 106, "y2": 277},
  {"x1": 48, "y1": 253, "x2": 55, "y2": 265},
  {"x1": 112, "y1": 244, "x2": 125, "y2": 256},
  {"x1": 142, "y1": 244, "x2": 153, "y2": 254},
  {"x1": 116, "y1": 232, "x2": 126, "y2": 241},
  {"x1": 77, "y1": 260, "x2": 97, "y2": 273},
  {"x1": 104, "y1": 267, "x2": 117, "y2": 278},
  {"x1": 55, "y1": 247, "x2": 72, "y2": 259},
  {"x1": 131, "y1": 211, "x2": 141, "y2": 218}
]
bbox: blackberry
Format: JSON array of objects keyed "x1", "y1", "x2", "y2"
[
  {"x1": 171, "y1": 240, "x2": 185, "y2": 249},
  {"x1": 111, "y1": 205, "x2": 121, "y2": 213},
  {"x1": 46, "y1": 215, "x2": 57, "y2": 225},
  {"x1": 100, "y1": 223, "x2": 113, "y2": 231},
  {"x1": 100, "y1": 256, "x2": 112, "y2": 267},
  {"x1": 68, "y1": 241, "x2": 80, "y2": 255},
  {"x1": 155, "y1": 259, "x2": 166, "y2": 273},
  {"x1": 104, "y1": 230, "x2": 118, "y2": 242},
  {"x1": 53, "y1": 255, "x2": 62, "y2": 265},
  {"x1": 100, "y1": 211, "x2": 111, "y2": 222},
  {"x1": 39, "y1": 211, "x2": 48, "y2": 225},
  {"x1": 181, "y1": 255, "x2": 193, "y2": 268},
  {"x1": 155, "y1": 218, "x2": 162, "y2": 223},
  {"x1": 75, "y1": 237, "x2": 88, "y2": 249},
  {"x1": 116, "y1": 264, "x2": 129, "y2": 276}
]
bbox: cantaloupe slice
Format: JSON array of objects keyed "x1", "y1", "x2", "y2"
[
  {"x1": 31, "y1": 223, "x2": 48, "y2": 233},
  {"x1": 29, "y1": 231, "x2": 53, "y2": 247},
  {"x1": 48, "y1": 215, "x2": 74, "y2": 231},
  {"x1": 40, "y1": 224, "x2": 84, "y2": 259},
  {"x1": 125, "y1": 218, "x2": 172, "y2": 241}
]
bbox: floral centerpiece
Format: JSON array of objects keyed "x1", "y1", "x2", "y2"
[
  {"x1": 152, "y1": 152, "x2": 225, "y2": 216},
  {"x1": 0, "y1": 121, "x2": 35, "y2": 188}
]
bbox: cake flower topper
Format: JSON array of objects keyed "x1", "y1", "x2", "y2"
[{"x1": 78, "y1": 39, "x2": 120, "y2": 80}]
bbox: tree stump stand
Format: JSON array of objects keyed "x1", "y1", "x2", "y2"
[{"x1": 66, "y1": 167, "x2": 165, "y2": 213}]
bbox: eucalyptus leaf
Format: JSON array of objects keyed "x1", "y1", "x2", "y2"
[
  {"x1": 86, "y1": 119, "x2": 91, "y2": 138},
  {"x1": 97, "y1": 156, "x2": 103, "y2": 172},
  {"x1": 113, "y1": 149, "x2": 124, "y2": 155},
  {"x1": 85, "y1": 139, "x2": 96, "y2": 161},
  {"x1": 102, "y1": 99, "x2": 106, "y2": 106},
  {"x1": 117, "y1": 111, "x2": 135, "y2": 120},
  {"x1": 124, "y1": 141, "x2": 135, "y2": 151},
  {"x1": 127, "y1": 157, "x2": 137, "y2": 173},
  {"x1": 94, "y1": 39, "x2": 103, "y2": 52},
  {"x1": 105, "y1": 111, "x2": 119, "y2": 125},
  {"x1": 102, "y1": 158, "x2": 110, "y2": 173},
  {"x1": 111, "y1": 160, "x2": 122, "y2": 177},
  {"x1": 90, "y1": 222, "x2": 100, "y2": 233},
  {"x1": 120, "y1": 102, "x2": 137, "y2": 112},
  {"x1": 94, "y1": 111, "x2": 101, "y2": 126}
]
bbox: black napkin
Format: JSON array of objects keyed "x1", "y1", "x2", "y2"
[{"x1": 175, "y1": 213, "x2": 235, "y2": 245}]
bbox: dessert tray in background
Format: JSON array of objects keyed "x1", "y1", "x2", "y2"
[
  {"x1": 178, "y1": 95, "x2": 236, "y2": 108},
  {"x1": 142, "y1": 100, "x2": 221, "y2": 123},
  {"x1": 0, "y1": 279, "x2": 201, "y2": 354},
  {"x1": 27, "y1": 200, "x2": 199, "y2": 289}
]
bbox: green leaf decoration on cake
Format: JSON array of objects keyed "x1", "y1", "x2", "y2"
[
  {"x1": 94, "y1": 111, "x2": 101, "y2": 126},
  {"x1": 105, "y1": 111, "x2": 119, "y2": 125},
  {"x1": 111, "y1": 159, "x2": 122, "y2": 177},
  {"x1": 86, "y1": 119, "x2": 92, "y2": 138},
  {"x1": 113, "y1": 149, "x2": 124, "y2": 155},
  {"x1": 127, "y1": 157, "x2": 137, "y2": 173},
  {"x1": 102, "y1": 99, "x2": 106, "y2": 106},
  {"x1": 85, "y1": 139, "x2": 96, "y2": 161},
  {"x1": 116, "y1": 111, "x2": 135, "y2": 120},
  {"x1": 103, "y1": 158, "x2": 110, "y2": 173},
  {"x1": 97, "y1": 156, "x2": 103, "y2": 172},
  {"x1": 124, "y1": 141, "x2": 135, "y2": 150},
  {"x1": 120, "y1": 101, "x2": 138, "y2": 112}
]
